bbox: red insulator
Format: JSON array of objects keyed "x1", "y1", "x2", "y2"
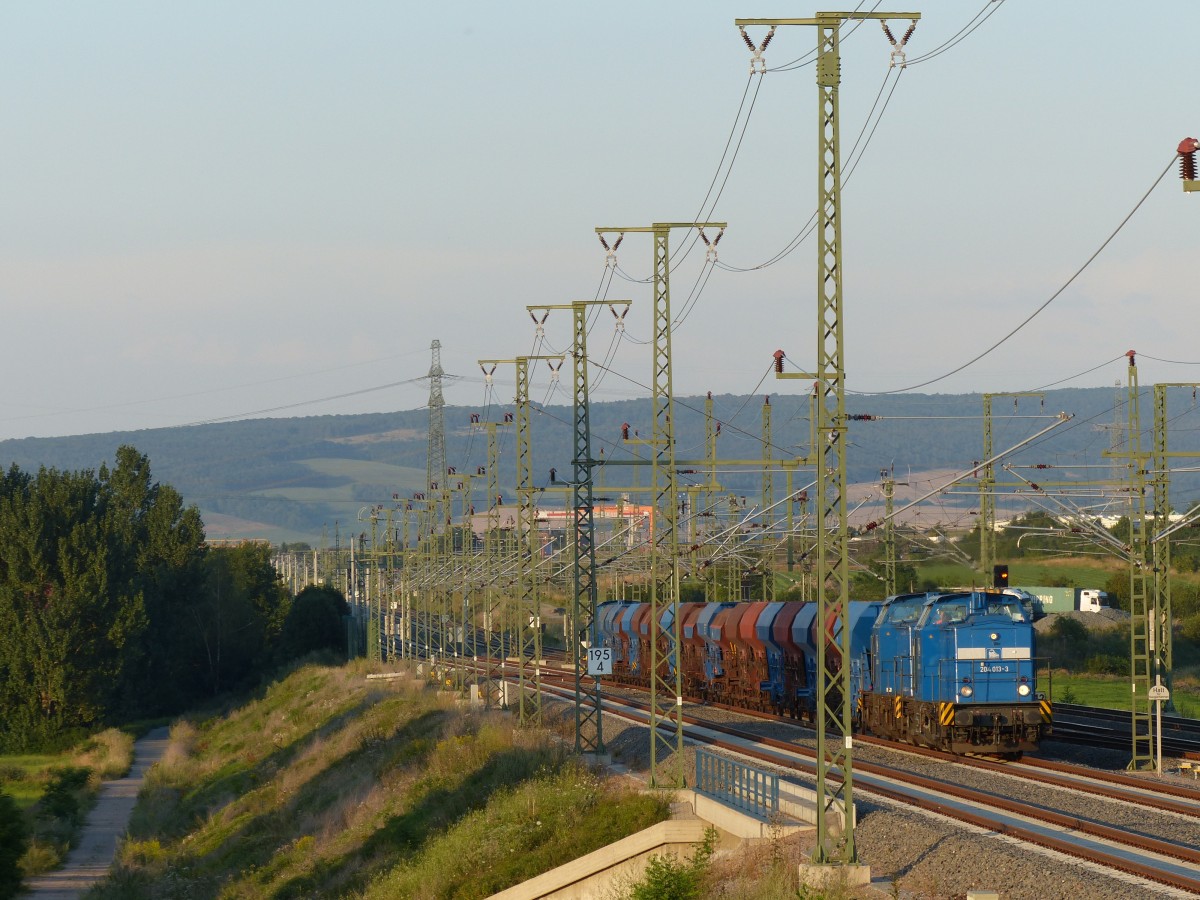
[
  {"x1": 902, "y1": 22, "x2": 917, "y2": 44},
  {"x1": 760, "y1": 27, "x2": 775, "y2": 50},
  {"x1": 598, "y1": 234, "x2": 610, "y2": 251},
  {"x1": 764, "y1": 395, "x2": 770, "y2": 406},
  {"x1": 1179, "y1": 137, "x2": 1199, "y2": 181},
  {"x1": 1127, "y1": 349, "x2": 1137, "y2": 367},
  {"x1": 613, "y1": 234, "x2": 624, "y2": 251},
  {"x1": 773, "y1": 349, "x2": 785, "y2": 373},
  {"x1": 740, "y1": 27, "x2": 756, "y2": 51},
  {"x1": 881, "y1": 21, "x2": 896, "y2": 44},
  {"x1": 621, "y1": 422, "x2": 630, "y2": 440}
]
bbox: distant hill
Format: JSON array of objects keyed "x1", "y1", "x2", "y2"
[{"x1": 0, "y1": 385, "x2": 1191, "y2": 544}]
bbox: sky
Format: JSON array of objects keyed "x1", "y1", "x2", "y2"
[{"x1": 1, "y1": 1, "x2": 1197, "y2": 443}]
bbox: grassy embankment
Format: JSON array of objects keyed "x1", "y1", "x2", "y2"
[
  {"x1": 91, "y1": 659, "x2": 668, "y2": 899},
  {"x1": 0, "y1": 729, "x2": 134, "y2": 877}
]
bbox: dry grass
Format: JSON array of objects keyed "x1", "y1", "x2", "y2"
[
  {"x1": 98, "y1": 662, "x2": 669, "y2": 900},
  {"x1": 70, "y1": 728, "x2": 134, "y2": 781}
]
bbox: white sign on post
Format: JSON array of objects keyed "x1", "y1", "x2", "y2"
[{"x1": 587, "y1": 647, "x2": 613, "y2": 676}]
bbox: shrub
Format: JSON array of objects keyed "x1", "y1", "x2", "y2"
[
  {"x1": 277, "y1": 585, "x2": 349, "y2": 662},
  {"x1": 0, "y1": 791, "x2": 28, "y2": 898},
  {"x1": 628, "y1": 827, "x2": 716, "y2": 900},
  {"x1": 37, "y1": 767, "x2": 91, "y2": 825},
  {"x1": 1085, "y1": 654, "x2": 1130, "y2": 677},
  {"x1": 73, "y1": 729, "x2": 134, "y2": 781}
]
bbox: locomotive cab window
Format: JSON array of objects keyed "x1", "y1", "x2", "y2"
[
  {"x1": 984, "y1": 598, "x2": 1027, "y2": 622},
  {"x1": 884, "y1": 600, "x2": 922, "y2": 624},
  {"x1": 931, "y1": 604, "x2": 966, "y2": 625}
]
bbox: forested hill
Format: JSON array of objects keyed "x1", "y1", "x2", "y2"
[{"x1": 0, "y1": 385, "x2": 1194, "y2": 544}]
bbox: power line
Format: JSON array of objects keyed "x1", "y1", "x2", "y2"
[{"x1": 859, "y1": 156, "x2": 1177, "y2": 396}]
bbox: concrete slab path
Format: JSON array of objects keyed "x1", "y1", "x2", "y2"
[{"x1": 22, "y1": 726, "x2": 170, "y2": 899}]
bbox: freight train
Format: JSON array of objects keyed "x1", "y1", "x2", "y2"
[{"x1": 593, "y1": 591, "x2": 1051, "y2": 756}]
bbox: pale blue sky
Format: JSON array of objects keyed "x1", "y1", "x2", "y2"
[{"x1": 1, "y1": 1, "x2": 1196, "y2": 441}]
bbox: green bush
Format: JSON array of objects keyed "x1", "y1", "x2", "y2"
[
  {"x1": 37, "y1": 767, "x2": 91, "y2": 825},
  {"x1": 1180, "y1": 613, "x2": 1200, "y2": 644},
  {"x1": 277, "y1": 585, "x2": 349, "y2": 663},
  {"x1": 0, "y1": 791, "x2": 28, "y2": 899},
  {"x1": 628, "y1": 827, "x2": 716, "y2": 900},
  {"x1": 1085, "y1": 654, "x2": 1130, "y2": 677}
]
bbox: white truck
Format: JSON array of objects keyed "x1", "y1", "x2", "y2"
[{"x1": 1008, "y1": 586, "x2": 1112, "y2": 616}]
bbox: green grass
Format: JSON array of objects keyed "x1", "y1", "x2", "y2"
[
  {"x1": 1043, "y1": 674, "x2": 1200, "y2": 718},
  {"x1": 95, "y1": 661, "x2": 670, "y2": 899},
  {"x1": 0, "y1": 728, "x2": 135, "y2": 880},
  {"x1": 0, "y1": 755, "x2": 62, "y2": 811}
]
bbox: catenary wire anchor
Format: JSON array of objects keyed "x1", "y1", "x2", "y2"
[
  {"x1": 739, "y1": 25, "x2": 775, "y2": 74},
  {"x1": 880, "y1": 19, "x2": 917, "y2": 68},
  {"x1": 598, "y1": 232, "x2": 624, "y2": 268},
  {"x1": 699, "y1": 227, "x2": 725, "y2": 262}
]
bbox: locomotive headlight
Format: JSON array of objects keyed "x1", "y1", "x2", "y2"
[
  {"x1": 989, "y1": 633, "x2": 999, "y2": 641},
  {"x1": 1018, "y1": 684, "x2": 1031, "y2": 696},
  {"x1": 960, "y1": 685, "x2": 974, "y2": 698}
]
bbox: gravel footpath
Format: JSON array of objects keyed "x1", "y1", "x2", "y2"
[{"x1": 546, "y1": 696, "x2": 1197, "y2": 899}]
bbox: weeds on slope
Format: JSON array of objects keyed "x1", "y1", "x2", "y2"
[{"x1": 96, "y1": 661, "x2": 667, "y2": 899}]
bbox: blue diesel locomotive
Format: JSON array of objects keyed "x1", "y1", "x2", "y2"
[
  {"x1": 593, "y1": 590, "x2": 1051, "y2": 756},
  {"x1": 859, "y1": 590, "x2": 1051, "y2": 755}
]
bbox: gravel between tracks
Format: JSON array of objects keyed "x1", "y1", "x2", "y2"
[{"x1": 547, "y1": 695, "x2": 1196, "y2": 899}]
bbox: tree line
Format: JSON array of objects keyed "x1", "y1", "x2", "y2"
[{"x1": 0, "y1": 446, "x2": 346, "y2": 752}]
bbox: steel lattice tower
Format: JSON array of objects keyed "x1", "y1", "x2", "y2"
[
  {"x1": 596, "y1": 222, "x2": 724, "y2": 788},
  {"x1": 1151, "y1": 384, "x2": 1198, "y2": 713},
  {"x1": 1123, "y1": 353, "x2": 1153, "y2": 769},
  {"x1": 738, "y1": 9, "x2": 919, "y2": 868},
  {"x1": 761, "y1": 397, "x2": 774, "y2": 601},
  {"x1": 478, "y1": 355, "x2": 561, "y2": 725},
  {"x1": 426, "y1": 340, "x2": 446, "y2": 498},
  {"x1": 527, "y1": 301, "x2": 627, "y2": 754},
  {"x1": 881, "y1": 470, "x2": 896, "y2": 596}
]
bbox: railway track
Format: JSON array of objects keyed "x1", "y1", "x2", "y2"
[
  {"x1": 1051, "y1": 701, "x2": 1200, "y2": 758},
  {"x1": 529, "y1": 679, "x2": 1200, "y2": 896},
  {"x1": 427, "y1": 653, "x2": 1200, "y2": 893}
]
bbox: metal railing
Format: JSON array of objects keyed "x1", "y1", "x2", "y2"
[{"x1": 694, "y1": 748, "x2": 779, "y2": 822}]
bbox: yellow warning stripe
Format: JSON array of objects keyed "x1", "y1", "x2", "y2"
[
  {"x1": 894, "y1": 696, "x2": 903, "y2": 719},
  {"x1": 1040, "y1": 700, "x2": 1053, "y2": 723},
  {"x1": 939, "y1": 702, "x2": 955, "y2": 726}
]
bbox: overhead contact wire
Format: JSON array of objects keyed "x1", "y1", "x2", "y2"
[{"x1": 860, "y1": 156, "x2": 1177, "y2": 396}]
